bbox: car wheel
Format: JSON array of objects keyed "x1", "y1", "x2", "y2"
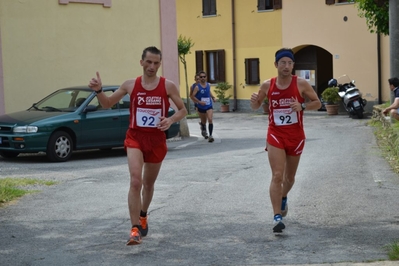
[
  {"x1": 0, "y1": 151, "x2": 20, "y2": 159},
  {"x1": 46, "y1": 131, "x2": 73, "y2": 162}
]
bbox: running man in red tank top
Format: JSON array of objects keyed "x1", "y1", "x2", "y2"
[
  {"x1": 89, "y1": 46, "x2": 187, "y2": 245},
  {"x1": 250, "y1": 48, "x2": 321, "y2": 233}
]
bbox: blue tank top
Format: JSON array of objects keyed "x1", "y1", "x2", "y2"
[{"x1": 194, "y1": 83, "x2": 213, "y2": 109}]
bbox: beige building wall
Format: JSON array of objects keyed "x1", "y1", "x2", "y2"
[
  {"x1": 0, "y1": 0, "x2": 178, "y2": 115},
  {"x1": 282, "y1": 0, "x2": 384, "y2": 104}
]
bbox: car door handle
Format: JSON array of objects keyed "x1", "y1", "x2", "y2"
[{"x1": 112, "y1": 117, "x2": 119, "y2": 120}]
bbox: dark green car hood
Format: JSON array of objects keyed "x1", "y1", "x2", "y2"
[{"x1": 0, "y1": 110, "x2": 67, "y2": 126}]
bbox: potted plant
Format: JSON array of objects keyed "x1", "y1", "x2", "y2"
[
  {"x1": 321, "y1": 87, "x2": 340, "y2": 115},
  {"x1": 214, "y1": 82, "x2": 232, "y2": 112},
  {"x1": 262, "y1": 96, "x2": 269, "y2": 114}
]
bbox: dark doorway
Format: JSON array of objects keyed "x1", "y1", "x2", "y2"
[{"x1": 293, "y1": 45, "x2": 332, "y2": 97}]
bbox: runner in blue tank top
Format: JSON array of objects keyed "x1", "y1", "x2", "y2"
[{"x1": 190, "y1": 71, "x2": 216, "y2": 142}]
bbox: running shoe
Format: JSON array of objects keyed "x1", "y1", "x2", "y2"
[
  {"x1": 273, "y1": 214, "x2": 285, "y2": 233},
  {"x1": 126, "y1": 227, "x2": 142, "y2": 245},
  {"x1": 199, "y1": 122, "x2": 208, "y2": 139},
  {"x1": 208, "y1": 136, "x2": 214, "y2": 143},
  {"x1": 281, "y1": 198, "x2": 288, "y2": 217},
  {"x1": 201, "y1": 129, "x2": 208, "y2": 139},
  {"x1": 139, "y1": 215, "x2": 148, "y2": 237}
]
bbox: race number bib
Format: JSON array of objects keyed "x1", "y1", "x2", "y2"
[
  {"x1": 136, "y1": 108, "x2": 162, "y2": 128},
  {"x1": 201, "y1": 97, "x2": 211, "y2": 105},
  {"x1": 273, "y1": 108, "x2": 298, "y2": 126}
]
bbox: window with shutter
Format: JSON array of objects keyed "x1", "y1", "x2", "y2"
[
  {"x1": 258, "y1": 0, "x2": 282, "y2": 11},
  {"x1": 326, "y1": 0, "x2": 354, "y2": 4},
  {"x1": 195, "y1": 51, "x2": 204, "y2": 74},
  {"x1": 273, "y1": 0, "x2": 282, "y2": 10},
  {"x1": 258, "y1": 0, "x2": 274, "y2": 11},
  {"x1": 245, "y1": 59, "x2": 260, "y2": 85},
  {"x1": 203, "y1": 0, "x2": 216, "y2": 16},
  {"x1": 202, "y1": 50, "x2": 225, "y2": 83}
]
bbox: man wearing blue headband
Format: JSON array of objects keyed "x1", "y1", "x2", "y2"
[{"x1": 250, "y1": 48, "x2": 321, "y2": 233}]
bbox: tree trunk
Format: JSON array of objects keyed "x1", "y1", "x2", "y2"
[{"x1": 178, "y1": 117, "x2": 190, "y2": 137}]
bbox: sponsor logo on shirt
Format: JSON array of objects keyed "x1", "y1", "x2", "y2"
[
  {"x1": 145, "y1": 96, "x2": 162, "y2": 105},
  {"x1": 137, "y1": 108, "x2": 160, "y2": 116},
  {"x1": 138, "y1": 97, "x2": 145, "y2": 105},
  {"x1": 279, "y1": 98, "x2": 293, "y2": 107}
]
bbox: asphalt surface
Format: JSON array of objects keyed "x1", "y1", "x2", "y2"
[{"x1": 0, "y1": 111, "x2": 399, "y2": 266}]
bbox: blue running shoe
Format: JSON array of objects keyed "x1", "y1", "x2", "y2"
[{"x1": 273, "y1": 214, "x2": 285, "y2": 233}]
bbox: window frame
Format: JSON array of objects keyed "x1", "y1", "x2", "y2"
[
  {"x1": 245, "y1": 58, "x2": 260, "y2": 85},
  {"x1": 195, "y1": 50, "x2": 225, "y2": 84},
  {"x1": 59, "y1": 0, "x2": 112, "y2": 7},
  {"x1": 202, "y1": 0, "x2": 217, "y2": 16},
  {"x1": 257, "y1": 0, "x2": 282, "y2": 11},
  {"x1": 205, "y1": 50, "x2": 225, "y2": 84},
  {"x1": 326, "y1": 0, "x2": 354, "y2": 5}
]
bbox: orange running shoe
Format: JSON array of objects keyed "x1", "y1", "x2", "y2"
[
  {"x1": 139, "y1": 216, "x2": 148, "y2": 237},
  {"x1": 126, "y1": 227, "x2": 142, "y2": 245}
]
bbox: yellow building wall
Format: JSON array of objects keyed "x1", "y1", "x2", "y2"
[
  {"x1": 176, "y1": 0, "x2": 391, "y2": 108},
  {"x1": 233, "y1": 0, "x2": 282, "y2": 99},
  {"x1": 176, "y1": 0, "x2": 283, "y2": 101},
  {"x1": 0, "y1": 0, "x2": 176, "y2": 114}
]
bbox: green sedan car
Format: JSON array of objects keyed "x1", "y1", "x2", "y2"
[{"x1": 0, "y1": 86, "x2": 180, "y2": 162}]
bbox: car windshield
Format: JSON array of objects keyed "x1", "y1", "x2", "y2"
[{"x1": 30, "y1": 89, "x2": 93, "y2": 112}]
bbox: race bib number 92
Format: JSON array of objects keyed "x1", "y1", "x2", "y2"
[
  {"x1": 136, "y1": 108, "x2": 162, "y2": 128},
  {"x1": 273, "y1": 108, "x2": 298, "y2": 126}
]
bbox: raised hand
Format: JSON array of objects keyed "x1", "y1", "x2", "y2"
[{"x1": 89, "y1": 71, "x2": 102, "y2": 92}]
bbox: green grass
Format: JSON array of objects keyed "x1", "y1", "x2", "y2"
[
  {"x1": 369, "y1": 108, "x2": 399, "y2": 260},
  {"x1": 186, "y1": 113, "x2": 199, "y2": 119},
  {"x1": 0, "y1": 178, "x2": 57, "y2": 206},
  {"x1": 385, "y1": 241, "x2": 399, "y2": 260},
  {"x1": 369, "y1": 116, "x2": 399, "y2": 174}
]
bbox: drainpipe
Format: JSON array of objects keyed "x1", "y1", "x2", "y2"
[
  {"x1": 231, "y1": 0, "x2": 237, "y2": 111},
  {"x1": 377, "y1": 33, "x2": 382, "y2": 104}
]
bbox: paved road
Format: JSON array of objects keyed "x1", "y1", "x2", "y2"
[{"x1": 0, "y1": 112, "x2": 398, "y2": 266}]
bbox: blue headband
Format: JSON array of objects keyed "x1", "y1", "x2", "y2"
[{"x1": 275, "y1": 51, "x2": 295, "y2": 63}]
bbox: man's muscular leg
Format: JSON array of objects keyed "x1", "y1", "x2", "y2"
[
  {"x1": 267, "y1": 144, "x2": 286, "y2": 216},
  {"x1": 141, "y1": 162, "x2": 163, "y2": 212},
  {"x1": 127, "y1": 148, "x2": 145, "y2": 227}
]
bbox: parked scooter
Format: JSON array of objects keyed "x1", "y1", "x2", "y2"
[{"x1": 328, "y1": 75, "x2": 367, "y2": 119}]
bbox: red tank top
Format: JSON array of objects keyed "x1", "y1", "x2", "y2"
[
  {"x1": 129, "y1": 76, "x2": 170, "y2": 133},
  {"x1": 267, "y1": 75, "x2": 305, "y2": 138}
]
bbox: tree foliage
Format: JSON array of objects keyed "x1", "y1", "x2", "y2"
[
  {"x1": 178, "y1": 35, "x2": 194, "y2": 64},
  {"x1": 177, "y1": 35, "x2": 195, "y2": 114},
  {"x1": 354, "y1": 0, "x2": 389, "y2": 35}
]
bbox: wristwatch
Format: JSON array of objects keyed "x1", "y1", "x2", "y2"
[
  {"x1": 301, "y1": 103, "x2": 306, "y2": 110},
  {"x1": 95, "y1": 88, "x2": 103, "y2": 94}
]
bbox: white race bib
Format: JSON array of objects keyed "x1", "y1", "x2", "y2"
[
  {"x1": 136, "y1": 107, "x2": 162, "y2": 128},
  {"x1": 201, "y1": 97, "x2": 211, "y2": 105},
  {"x1": 273, "y1": 108, "x2": 298, "y2": 126}
]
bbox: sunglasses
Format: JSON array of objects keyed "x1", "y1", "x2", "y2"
[{"x1": 200, "y1": 76, "x2": 206, "y2": 78}]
